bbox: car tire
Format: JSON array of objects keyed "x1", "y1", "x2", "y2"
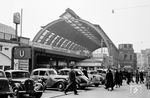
[
  {"x1": 35, "y1": 92, "x2": 43, "y2": 98},
  {"x1": 94, "y1": 84, "x2": 99, "y2": 87},
  {"x1": 13, "y1": 88, "x2": 20, "y2": 98},
  {"x1": 79, "y1": 86, "x2": 86, "y2": 89},
  {"x1": 57, "y1": 82, "x2": 65, "y2": 91}
]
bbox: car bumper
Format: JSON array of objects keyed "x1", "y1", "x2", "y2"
[
  {"x1": 18, "y1": 90, "x2": 43, "y2": 94},
  {"x1": 0, "y1": 92, "x2": 14, "y2": 95},
  {"x1": 79, "y1": 82, "x2": 93, "y2": 87}
]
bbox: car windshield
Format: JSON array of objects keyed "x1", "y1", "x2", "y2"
[
  {"x1": 90, "y1": 71, "x2": 97, "y2": 74},
  {"x1": 12, "y1": 72, "x2": 30, "y2": 79},
  {"x1": 0, "y1": 71, "x2": 5, "y2": 78},
  {"x1": 48, "y1": 70, "x2": 57, "y2": 75}
]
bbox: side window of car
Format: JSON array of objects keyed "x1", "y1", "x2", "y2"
[
  {"x1": 5, "y1": 72, "x2": 11, "y2": 78},
  {"x1": 33, "y1": 71, "x2": 38, "y2": 75},
  {"x1": 45, "y1": 72, "x2": 48, "y2": 76},
  {"x1": 39, "y1": 71, "x2": 46, "y2": 76}
]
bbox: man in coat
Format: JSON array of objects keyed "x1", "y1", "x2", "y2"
[
  {"x1": 105, "y1": 69, "x2": 114, "y2": 91},
  {"x1": 114, "y1": 69, "x2": 120, "y2": 88},
  {"x1": 64, "y1": 65, "x2": 78, "y2": 95}
]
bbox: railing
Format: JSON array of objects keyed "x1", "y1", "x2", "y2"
[{"x1": 0, "y1": 32, "x2": 16, "y2": 40}]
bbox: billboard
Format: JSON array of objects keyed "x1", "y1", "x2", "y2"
[{"x1": 13, "y1": 12, "x2": 20, "y2": 24}]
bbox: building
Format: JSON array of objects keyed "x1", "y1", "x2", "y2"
[
  {"x1": 118, "y1": 44, "x2": 136, "y2": 71},
  {"x1": 0, "y1": 23, "x2": 18, "y2": 70},
  {"x1": 77, "y1": 48, "x2": 112, "y2": 70},
  {"x1": 137, "y1": 49, "x2": 150, "y2": 71}
]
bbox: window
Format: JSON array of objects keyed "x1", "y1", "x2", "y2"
[
  {"x1": 39, "y1": 71, "x2": 46, "y2": 76},
  {"x1": 5, "y1": 72, "x2": 11, "y2": 78},
  {"x1": 0, "y1": 45, "x2": 2, "y2": 51},
  {"x1": 4, "y1": 47, "x2": 9, "y2": 50},
  {"x1": 124, "y1": 54, "x2": 127, "y2": 60},
  {"x1": 0, "y1": 71, "x2": 5, "y2": 78},
  {"x1": 48, "y1": 70, "x2": 57, "y2": 75},
  {"x1": 33, "y1": 71, "x2": 38, "y2": 75},
  {"x1": 124, "y1": 45, "x2": 127, "y2": 48},
  {"x1": 130, "y1": 55, "x2": 132, "y2": 60}
]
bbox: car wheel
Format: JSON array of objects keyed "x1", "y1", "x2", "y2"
[
  {"x1": 94, "y1": 84, "x2": 99, "y2": 87},
  {"x1": 35, "y1": 92, "x2": 43, "y2": 98},
  {"x1": 57, "y1": 82, "x2": 65, "y2": 91},
  {"x1": 13, "y1": 88, "x2": 21, "y2": 98},
  {"x1": 80, "y1": 86, "x2": 86, "y2": 89}
]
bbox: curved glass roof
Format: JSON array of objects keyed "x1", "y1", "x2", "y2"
[{"x1": 33, "y1": 8, "x2": 107, "y2": 53}]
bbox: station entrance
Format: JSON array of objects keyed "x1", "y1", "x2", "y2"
[{"x1": 11, "y1": 46, "x2": 87, "y2": 72}]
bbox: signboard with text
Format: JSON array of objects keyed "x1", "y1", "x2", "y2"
[{"x1": 14, "y1": 47, "x2": 31, "y2": 59}]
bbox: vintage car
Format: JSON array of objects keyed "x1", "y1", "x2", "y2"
[
  {"x1": 5, "y1": 70, "x2": 44, "y2": 98},
  {"x1": 58, "y1": 68, "x2": 92, "y2": 89},
  {"x1": 0, "y1": 69, "x2": 13, "y2": 98},
  {"x1": 30, "y1": 68, "x2": 68, "y2": 91},
  {"x1": 88, "y1": 70, "x2": 105, "y2": 87},
  {"x1": 97, "y1": 69, "x2": 107, "y2": 77}
]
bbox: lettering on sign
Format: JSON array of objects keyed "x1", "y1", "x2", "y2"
[{"x1": 19, "y1": 50, "x2": 25, "y2": 57}]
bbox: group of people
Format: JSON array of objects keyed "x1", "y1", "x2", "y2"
[
  {"x1": 105, "y1": 69, "x2": 123, "y2": 91},
  {"x1": 63, "y1": 65, "x2": 150, "y2": 95}
]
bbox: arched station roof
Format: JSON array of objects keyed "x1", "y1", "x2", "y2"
[{"x1": 33, "y1": 8, "x2": 108, "y2": 53}]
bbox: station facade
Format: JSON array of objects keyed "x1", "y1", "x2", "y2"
[{"x1": 1, "y1": 8, "x2": 121, "y2": 72}]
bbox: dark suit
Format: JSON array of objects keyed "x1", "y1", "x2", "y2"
[{"x1": 64, "y1": 69, "x2": 78, "y2": 94}]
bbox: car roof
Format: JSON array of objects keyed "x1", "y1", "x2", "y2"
[
  {"x1": 5, "y1": 70, "x2": 29, "y2": 73},
  {"x1": 32, "y1": 68, "x2": 56, "y2": 71},
  {"x1": 59, "y1": 68, "x2": 70, "y2": 71},
  {"x1": 59, "y1": 68, "x2": 81, "y2": 71}
]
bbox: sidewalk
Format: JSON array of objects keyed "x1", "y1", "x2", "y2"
[{"x1": 44, "y1": 80, "x2": 150, "y2": 98}]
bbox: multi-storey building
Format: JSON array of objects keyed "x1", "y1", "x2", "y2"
[
  {"x1": 0, "y1": 23, "x2": 18, "y2": 70},
  {"x1": 137, "y1": 49, "x2": 150, "y2": 71},
  {"x1": 118, "y1": 44, "x2": 136, "y2": 71}
]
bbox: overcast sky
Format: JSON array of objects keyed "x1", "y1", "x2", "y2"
[{"x1": 1, "y1": 0, "x2": 150, "y2": 53}]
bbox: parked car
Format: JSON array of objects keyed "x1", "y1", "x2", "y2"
[
  {"x1": 88, "y1": 70, "x2": 105, "y2": 87},
  {"x1": 5, "y1": 70, "x2": 44, "y2": 98},
  {"x1": 30, "y1": 68, "x2": 68, "y2": 91},
  {"x1": 97, "y1": 69, "x2": 107, "y2": 77},
  {"x1": 0, "y1": 69, "x2": 14, "y2": 98},
  {"x1": 58, "y1": 68, "x2": 92, "y2": 89}
]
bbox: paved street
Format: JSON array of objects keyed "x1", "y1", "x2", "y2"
[{"x1": 41, "y1": 81, "x2": 150, "y2": 98}]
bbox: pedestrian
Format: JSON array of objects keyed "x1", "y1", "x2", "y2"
[
  {"x1": 105, "y1": 69, "x2": 114, "y2": 91},
  {"x1": 135, "y1": 70, "x2": 140, "y2": 84},
  {"x1": 114, "y1": 69, "x2": 120, "y2": 88},
  {"x1": 64, "y1": 64, "x2": 78, "y2": 95},
  {"x1": 146, "y1": 68, "x2": 150, "y2": 89},
  {"x1": 126, "y1": 71, "x2": 131, "y2": 85},
  {"x1": 119, "y1": 70, "x2": 123, "y2": 86},
  {"x1": 139, "y1": 71, "x2": 144, "y2": 84}
]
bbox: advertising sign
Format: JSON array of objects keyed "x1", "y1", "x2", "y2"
[
  {"x1": 18, "y1": 60, "x2": 29, "y2": 71},
  {"x1": 13, "y1": 12, "x2": 20, "y2": 24}
]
